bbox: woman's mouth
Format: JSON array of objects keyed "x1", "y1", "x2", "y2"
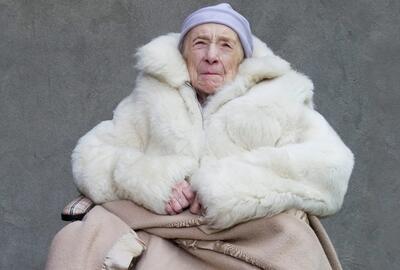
[{"x1": 201, "y1": 72, "x2": 223, "y2": 75}]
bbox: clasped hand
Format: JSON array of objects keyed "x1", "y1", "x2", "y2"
[{"x1": 165, "y1": 180, "x2": 202, "y2": 215}]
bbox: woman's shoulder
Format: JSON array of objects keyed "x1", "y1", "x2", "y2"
[
  {"x1": 246, "y1": 70, "x2": 315, "y2": 109},
  {"x1": 112, "y1": 74, "x2": 188, "y2": 125}
]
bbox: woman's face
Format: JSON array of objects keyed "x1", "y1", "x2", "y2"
[{"x1": 182, "y1": 23, "x2": 244, "y2": 95}]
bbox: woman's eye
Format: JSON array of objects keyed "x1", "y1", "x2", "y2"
[
  {"x1": 222, "y1": 43, "x2": 232, "y2": 48},
  {"x1": 194, "y1": 41, "x2": 206, "y2": 46}
]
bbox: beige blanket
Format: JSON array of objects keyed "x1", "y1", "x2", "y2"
[{"x1": 46, "y1": 200, "x2": 342, "y2": 270}]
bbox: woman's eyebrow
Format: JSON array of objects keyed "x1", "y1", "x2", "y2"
[
  {"x1": 193, "y1": 35, "x2": 211, "y2": 42},
  {"x1": 193, "y1": 35, "x2": 237, "y2": 44},
  {"x1": 219, "y1": 36, "x2": 237, "y2": 44}
]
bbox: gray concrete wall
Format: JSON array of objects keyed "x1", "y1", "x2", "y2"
[{"x1": 1, "y1": 0, "x2": 399, "y2": 269}]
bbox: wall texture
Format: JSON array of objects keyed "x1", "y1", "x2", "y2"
[{"x1": 1, "y1": 0, "x2": 399, "y2": 269}]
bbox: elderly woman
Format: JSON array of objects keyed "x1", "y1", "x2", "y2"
[{"x1": 47, "y1": 3, "x2": 354, "y2": 270}]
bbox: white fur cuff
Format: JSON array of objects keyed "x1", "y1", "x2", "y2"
[{"x1": 102, "y1": 229, "x2": 146, "y2": 270}]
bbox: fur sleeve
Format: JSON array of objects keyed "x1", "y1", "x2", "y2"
[
  {"x1": 190, "y1": 108, "x2": 354, "y2": 229},
  {"x1": 72, "y1": 93, "x2": 197, "y2": 214}
]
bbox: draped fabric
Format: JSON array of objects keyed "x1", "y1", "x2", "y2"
[{"x1": 46, "y1": 200, "x2": 342, "y2": 270}]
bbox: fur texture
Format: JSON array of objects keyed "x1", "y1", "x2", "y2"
[
  {"x1": 102, "y1": 229, "x2": 145, "y2": 270},
  {"x1": 72, "y1": 33, "x2": 354, "y2": 229}
]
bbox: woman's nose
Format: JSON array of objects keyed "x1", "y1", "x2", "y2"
[{"x1": 205, "y1": 45, "x2": 219, "y2": 64}]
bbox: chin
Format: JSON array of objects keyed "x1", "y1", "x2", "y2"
[
  {"x1": 196, "y1": 82, "x2": 222, "y2": 95},
  {"x1": 202, "y1": 87, "x2": 218, "y2": 95}
]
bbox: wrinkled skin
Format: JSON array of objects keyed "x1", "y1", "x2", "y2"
[
  {"x1": 165, "y1": 23, "x2": 244, "y2": 215},
  {"x1": 183, "y1": 23, "x2": 244, "y2": 95}
]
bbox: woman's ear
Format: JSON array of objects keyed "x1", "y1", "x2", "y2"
[{"x1": 181, "y1": 39, "x2": 189, "y2": 60}]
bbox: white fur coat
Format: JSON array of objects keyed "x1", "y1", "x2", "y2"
[{"x1": 72, "y1": 33, "x2": 354, "y2": 229}]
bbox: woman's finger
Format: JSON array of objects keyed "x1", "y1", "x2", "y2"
[
  {"x1": 179, "y1": 180, "x2": 190, "y2": 188},
  {"x1": 189, "y1": 195, "x2": 202, "y2": 215},
  {"x1": 181, "y1": 186, "x2": 195, "y2": 204},
  {"x1": 170, "y1": 198, "x2": 183, "y2": 213},
  {"x1": 165, "y1": 202, "x2": 177, "y2": 215},
  {"x1": 190, "y1": 201, "x2": 201, "y2": 214},
  {"x1": 176, "y1": 180, "x2": 195, "y2": 203},
  {"x1": 173, "y1": 189, "x2": 190, "y2": 208}
]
